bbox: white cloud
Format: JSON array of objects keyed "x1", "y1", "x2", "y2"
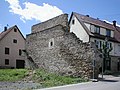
[{"x1": 5, "y1": 0, "x2": 63, "y2": 23}]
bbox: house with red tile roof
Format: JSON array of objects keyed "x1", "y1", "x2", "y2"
[
  {"x1": 0, "y1": 25, "x2": 26, "y2": 68},
  {"x1": 69, "y1": 12, "x2": 120, "y2": 72}
]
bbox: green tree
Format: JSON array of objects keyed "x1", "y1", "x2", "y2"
[{"x1": 99, "y1": 38, "x2": 112, "y2": 72}]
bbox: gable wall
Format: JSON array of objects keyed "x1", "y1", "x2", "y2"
[
  {"x1": 69, "y1": 15, "x2": 89, "y2": 42},
  {"x1": 0, "y1": 28, "x2": 25, "y2": 68}
]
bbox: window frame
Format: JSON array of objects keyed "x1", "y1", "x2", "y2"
[
  {"x1": 94, "y1": 40, "x2": 100, "y2": 49},
  {"x1": 106, "y1": 29, "x2": 111, "y2": 37},
  {"x1": 49, "y1": 38, "x2": 54, "y2": 49},
  {"x1": 5, "y1": 47, "x2": 9, "y2": 54},
  {"x1": 19, "y1": 49, "x2": 22, "y2": 56},
  {"x1": 13, "y1": 39, "x2": 17, "y2": 43},
  {"x1": 106, "y1": 42, "x2": 112, "y2": 49},
  {"x1": 5, "y1": 59, "x2": 9, "y2": 65},
  {"x1": 94, "y1": 25, "x2": 100, "y2": 34},
  {"x1": 118, "y1": 45, "x2": 120, "y2": 52}
]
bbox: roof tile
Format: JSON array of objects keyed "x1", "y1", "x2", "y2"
[{"x1": 72, "y1": 12, "x2": 120, "y2": 42}]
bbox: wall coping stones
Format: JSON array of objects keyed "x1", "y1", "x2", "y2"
[{"x1": 32, "y1": 14, "x2": 68, "y2": 33}]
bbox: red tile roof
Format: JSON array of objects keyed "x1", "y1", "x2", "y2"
[{"x1": 73, "y1": 12, "x2": 116, "y2": 31}]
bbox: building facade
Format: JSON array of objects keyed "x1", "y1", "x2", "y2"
[
  {"x1": 0, "y1": 25, "x2": 26, "y2": 68},
  {"x1": 69, "y1": 12, "x2": 120, "y2": 72}
]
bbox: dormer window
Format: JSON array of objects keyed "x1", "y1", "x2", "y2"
[
  {"x1": 94, "y1": 25, "x2": 100, "y2": 34},
  {"x1": 106, "y1": 29, "x2": 111, "y2": 37}
]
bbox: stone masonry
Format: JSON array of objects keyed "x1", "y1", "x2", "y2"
[{"x1": 26, "y1": 14, "x2": 102, "y2": 79}]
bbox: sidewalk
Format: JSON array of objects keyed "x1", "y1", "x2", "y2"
[{"x1": 98, "y1": 74, "x2": 120, "y2": 81}]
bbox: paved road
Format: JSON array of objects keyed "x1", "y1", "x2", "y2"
[{"x1": 38, "y1": 75, "x2": 120, "y2": 90}]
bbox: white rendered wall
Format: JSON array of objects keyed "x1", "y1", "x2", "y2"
[{"x1": 70, "y1": 15, "x2": 89, "y2": 42}]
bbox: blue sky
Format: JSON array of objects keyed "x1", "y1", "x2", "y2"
[{"x1": 0, "y1": 0, "x2": 120, "y2": 37}]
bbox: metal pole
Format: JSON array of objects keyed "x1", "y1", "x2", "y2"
[
  {"x1": 102, "y1": 57, "x2": 104, "y2": 79},
  {"x1": 92, "y1": 59, "x2": 98, "y2": 82},
  {"x1": 93, "y1": 62, "x2": 95, "y2": 80}
]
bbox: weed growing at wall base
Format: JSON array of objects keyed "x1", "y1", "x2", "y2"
[{"x1": 32, "y1": 69, "x2": 88, "y2": 88}]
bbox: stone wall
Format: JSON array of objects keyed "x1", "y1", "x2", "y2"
[
  {"x1": 26, "y1": 14, "x2": 101, "y2": 79},
  {"x1": 32, "y1": 14, "x2": 68, "y2": 33}
]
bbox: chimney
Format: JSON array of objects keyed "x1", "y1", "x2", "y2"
[
  {"x1": 113, "y1": 20, "x2": 116, "y2": 27},
  {"x1": 4, "y1": 26, "x2": 7, "y2": 31},
  {"x1": 97, "y1": 18, "x2": 99, "y2": 20},
  {"x1": 86, "y1": 15, "x2": 89, "y2": 17}
]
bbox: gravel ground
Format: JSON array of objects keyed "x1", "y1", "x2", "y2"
[{"x1": 0, "y1": 81, "x2": 42, "y2": 90}]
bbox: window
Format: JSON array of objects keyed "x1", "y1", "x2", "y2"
[
  {"x1": 13, "y1": 39, "x2": 17, "y2": 43},
  {"x1": 14, "y1": 28, "x2": 17, "y2": 32},
  {"x1": 50, "y1": 42, "x2": 53, "y2": 47},
  {"x1": 72, "y1": 19, "x2": 75, "y2": 24},
  {"x1": 49, "y1": 38, "x2": 54, "y2": 48},
  {"x1": 5, "y1": 47, "x2": 9, "y2": 54},
  {"x1": 106, "y1": 42, "x2": 112, "y2": 49},
  {"x1": 110, "y1": 43, "x2": 112, "y2": 48},
  {"x1": 106, "y1": 29, "x2": 111, "y2": 37},
  {"x1": 119, "y1": 45, "x2": 120, "y2": 52},
  {"x1": 94, "y1": 25, "x2": 100, "y2": 34},
  {"x1": 19, "y1": 49, "x2": 22, "y2": 56},
  {"x1": 5, "y1": 59, "x2": 9, "y2": 65},
  {"x1": 94, "y1": 40, "x2": 100, "y2": 49},
  {"x1": 100, "y1": 41, "x2": 102, "y2": 49}
]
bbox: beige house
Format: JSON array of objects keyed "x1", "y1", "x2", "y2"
[
  {"x1": 69, "y1": 12, "x2": 120, "y2": 72},
  {"x1": 0, "y1": 25, "x2": 26, "y2": 68}
]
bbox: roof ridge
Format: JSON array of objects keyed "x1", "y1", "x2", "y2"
[
  {"x1": 73, "y1": 12, "x2": 116, "y2": 30},
  {"x1": 0, "y1": 25, "x2": 16, "y2": 41}
]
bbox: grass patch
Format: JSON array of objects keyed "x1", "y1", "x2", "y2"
[
  {"x1": 0, "y1": 69, "x2": 88, "y2": 88},
  {"x1": 32, "y1": 69, "x2": 88, "y2": 88},
  {"x1": 0, "y1": 69, "x2": 28, "y2": 81}
]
